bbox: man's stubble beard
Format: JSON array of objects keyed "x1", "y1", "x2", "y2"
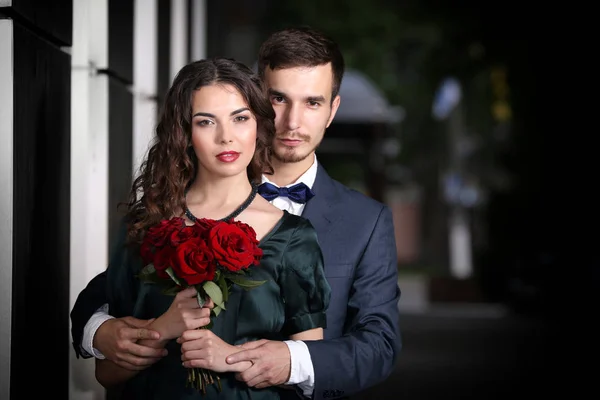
[{"x1": 272, "y1": 139, "x2": 321, "y2": 164}]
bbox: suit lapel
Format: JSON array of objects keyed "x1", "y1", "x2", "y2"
[{"x1": 301, "y1": 164, "x2": 338, "y2": 238}]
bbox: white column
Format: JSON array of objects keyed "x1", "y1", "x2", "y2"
[
  {"x1": 170, "y1": 0, "x2": 188, "y2": 83},
  {"x1": 69, "y1": 0, "x2": 109, "y2": 399},
  {"x1": 133, "y1": 0, "x2": 158, "y2": 177},
  {"x1": 0, "y1": 19, "x2": 14, "y2": 400},
  {"x1": 189, "y1": 0, "x2": 207, "y2": 61}
]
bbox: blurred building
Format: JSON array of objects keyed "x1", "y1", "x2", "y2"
[{"x1": 0, "y1": 1, "x2": 213, "y2": 398}]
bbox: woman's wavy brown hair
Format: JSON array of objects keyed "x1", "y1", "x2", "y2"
[{"x1": 125, "y1": 58, "x2": 275, "y2": 245}]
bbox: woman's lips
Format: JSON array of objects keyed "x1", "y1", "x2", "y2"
[{"x1": 216, "y1": 151, "x2": 240, "y2": 162}]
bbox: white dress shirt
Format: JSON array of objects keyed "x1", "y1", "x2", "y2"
[{"x1": 82, "y1": 155, "x2": 320, "y2": 397}]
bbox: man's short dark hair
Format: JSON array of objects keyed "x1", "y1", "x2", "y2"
[{"x1": 257, "y1": 26, "x2": 345, "y2": 101}]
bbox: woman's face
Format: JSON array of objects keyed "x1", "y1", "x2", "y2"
[{"x1": 190, "y1": 83, "x2": 257, "y2": 180}]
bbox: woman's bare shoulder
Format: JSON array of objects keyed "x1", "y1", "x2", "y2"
[{"x1": 241, "y1": 197, "x2": 284, "y2": 241}]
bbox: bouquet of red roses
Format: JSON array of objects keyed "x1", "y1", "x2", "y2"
[{"x1": 137, "y1": 216, "x2": 265, "y2": 394}]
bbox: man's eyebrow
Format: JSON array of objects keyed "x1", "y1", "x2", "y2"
[
  {"x1": 307, "y1": 95, "x2": 326, "y2": 103},
  {"x1": 268, "y1": 89, "x2": 326, "y2": 103},
  {"x1": 268, "y1": 88, "x2": 286, "y2": 98}
]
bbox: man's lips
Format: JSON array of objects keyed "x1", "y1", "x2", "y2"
[{"x1": 278, "y1": 138, "x2": 304, "y2": 147}]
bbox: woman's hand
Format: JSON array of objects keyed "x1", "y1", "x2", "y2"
[
  {"x1": 150, "y1": 287, "x2": 213, "y2": 341},
  {"x1": 178, "y1": 329, "x2": 253, "y2": 373}
]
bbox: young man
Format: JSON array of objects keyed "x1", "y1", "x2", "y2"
[{"x1": 71, "y1": 26, "x2": 401, "y2": 400}]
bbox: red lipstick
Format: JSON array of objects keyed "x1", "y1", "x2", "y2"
[{"x1": 216, "y1": 151, "x2": 240, "y2": 162}]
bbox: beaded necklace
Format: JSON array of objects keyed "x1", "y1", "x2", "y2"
[{"x1": 183, "y1": 183, "x2": 258, "y2": 222}]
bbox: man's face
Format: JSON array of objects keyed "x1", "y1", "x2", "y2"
[{"x1": 264, "y1": 64, "x2": 340, "y2": 164}]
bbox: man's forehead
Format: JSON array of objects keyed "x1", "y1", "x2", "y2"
[
  {"x1": 264, "y1": 63, "x2": 333, "y2": 77},
  {"x1": 264, "y1": 65, "x2": 333, "y2": 98}
]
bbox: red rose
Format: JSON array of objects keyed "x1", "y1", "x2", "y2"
[
  {"x1": 170, "y1": 224, "x2": 198, "y2": 246},
  {"x1": 171, "y1": 237, "x2": 216, "y2": 285},
  {"x1": 153, "y1": 246, "x2": 174, "y2": 279},
  {"x1": 145, "y1": 218, "x2": 185, "y2": 247},
  {"x1": 230, "y1": 220, "x2": 263, "y2": 264},
  {"x1": 208, "y1": 221, "x2": 263, "y2": 272},
  {"x1": 230, "y1": 220, "x2": 259, "y2": 243},
  {"x1": 140, "y1": 240, "x2": 154, "y2": 265},
  {"x1": 195, "y1": 218, "x2": 219, "y2": 234}
]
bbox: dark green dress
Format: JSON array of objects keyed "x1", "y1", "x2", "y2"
[{"x1": 106, "y1": 210, "x2": 331, "y2": 399}]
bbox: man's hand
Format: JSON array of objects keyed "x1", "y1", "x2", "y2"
[
  {"x1": 94, "y1": 316, "x2": 166, "y2": 371},
  {"x1": 226, "y1": 339, "x2": 291, "y2": 389}
]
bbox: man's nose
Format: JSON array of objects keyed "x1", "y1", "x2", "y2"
[{"x1": 284, "y1": 104, "x2": 301, "y2": 131}]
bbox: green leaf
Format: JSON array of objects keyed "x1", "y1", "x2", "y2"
[
  {"x1": 196, "y1": 291, "x2": 205, "y2": 307},
  {"x1": 203, "y1": 281, "x2": 224, "y2": 309},
  {"x1": 140, "y1": 263, "x2": 156, "y2": 274},
  {"x1": 165, "y1": 267, "x2": 183, "y2": 287},
  {"x1": 225, "y1": 274, "x2": 267, "y2": 290},
  {"x1": 161, "y1": 285, "x2": 180, "y2": 296},
  {"x1": 136, "y1": 264, "x2": 163, "y2": 284},
  {"x1": 212, "y1": 304, "x2": 223, "y2": 317},
  {"x1": 218, "y1": 274, "x2": 229, "y2": 303}
]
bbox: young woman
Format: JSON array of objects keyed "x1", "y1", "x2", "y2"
[{"x1": 95, "y1": 58, "x2": 330, "y2": 399}]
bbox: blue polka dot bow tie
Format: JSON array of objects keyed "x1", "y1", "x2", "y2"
[{"x1": 257, "y1": 182, "x2": 315, "y2": 204}]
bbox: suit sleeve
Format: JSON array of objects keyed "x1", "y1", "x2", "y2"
[
  {"x1": 70, "y1": 271, "x2": 109, "y2": 358},
  {"x1": 70, "y1": 219, "x2": 132, "y2": 358},
  {"x1": 305, "y1": 205, "x2": 401, "y2": 399}
]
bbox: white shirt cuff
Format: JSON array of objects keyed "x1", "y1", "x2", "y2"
[
  {"x1": 81, "y1": 303, "x2": 114, "y2": 359},
  {"x1": 284, "y1": 340, "x2": 315, "y2": 397}
]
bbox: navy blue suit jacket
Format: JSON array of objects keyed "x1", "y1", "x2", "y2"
[
  {"x1": 299, "y1": 164, "x2": 401, "y2": 399},
  {"x1": 70, "y1": 164, "x2": 401, "y2": 399}
]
